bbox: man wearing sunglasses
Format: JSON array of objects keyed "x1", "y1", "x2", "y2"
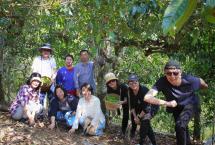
[{"x1": 144, "y1": 60, "x2": 208, "y2": 145}]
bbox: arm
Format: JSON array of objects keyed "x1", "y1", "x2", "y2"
[
  {"x1": 55, "y1": 69, "x2": 62, "y2": 85},
  {"x1": 91, "y1": 99, "x2": 103, "y2": 127},
  {"x1": 51, "y1": 58, "x2": 57, "y2": 81},
  {"x1": 48, "y1": 116, "x2": 56, "y2": 130},
  {"x1": 144, "y1": 88, "x2": 177, "y2": 107},
  {"x1": 200, "y1": 78, "x2": 208, "y2": 89},
  {"x1": 131, "y1": 108, "x2": 137, "y2": 118},
  {"x1": 73, "y1": 66, "x2": 80, "y2": 96}
]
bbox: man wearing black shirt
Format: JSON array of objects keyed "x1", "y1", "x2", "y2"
[
  {"x1": 105, "y1": 72, "x2": 129, "y2": 135},
  {"x1": 128, "y1": 74, "x2": 157, "y2": 145},
  {"x1": 144, "y1": 60, "x2": 208, "y2": 145}
]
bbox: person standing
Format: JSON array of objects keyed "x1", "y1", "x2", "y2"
[
  {"x1": 74, "y1": 49, "x2": 96, "y2": 96},
  {"x1": 144, "y1": 60, "x2": 208, "y2": 145},
  {"x1": 31, "y1": 43, "x2": 57, "y2": 106},
  {"x1": 56, "y1": 54, "x2": 76, "y2": 96},
  {"x1": 104, "y1": 72, "x2": 129, "y2": 135},
  {"x1": 128, "y1": 74, "x2": 157, "y2": 145}
]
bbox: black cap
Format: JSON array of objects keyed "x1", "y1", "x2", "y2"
[
  {"x1": 39, "y1": 43, "x2": 52, "y2": 51},
  {"x1": 128, "y1": 74, "x2": 139, "y2": 82},
  {"x1": 164, "y1": 60, "x2": 181, "y2": 69}
]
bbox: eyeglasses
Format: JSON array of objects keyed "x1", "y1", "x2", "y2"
[{"x1": 165, "y1": 72, "x2": 179, "y2": 76}]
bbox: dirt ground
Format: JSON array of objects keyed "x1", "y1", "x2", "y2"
[{"x1": 0, "y1": 112, "x2": 178, "y2": 145}]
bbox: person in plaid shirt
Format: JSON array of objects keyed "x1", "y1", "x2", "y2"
[{"x1": 10, "y1": 72, "x2": 43, "y2": 125}]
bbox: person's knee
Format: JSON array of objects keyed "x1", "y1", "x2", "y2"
[
  {"x1": 175, "y1": 120, "x2": 186, "y2": 131},
  {"x1": 11, "y1": 112, "x2": 23, "y2": 120}
]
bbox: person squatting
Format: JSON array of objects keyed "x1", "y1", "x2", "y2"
[{"x1": 9, "y1": 44, "x2": 208, "y2": 145}]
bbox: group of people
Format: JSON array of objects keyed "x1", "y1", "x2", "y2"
[{"x1": 9, "y1": 43, "x2": 208, "y2": 145}]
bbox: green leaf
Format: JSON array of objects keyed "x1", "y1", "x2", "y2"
[
  {"x1": 162, "y1": 0, "x2": 197, "y2": 35},
  {"x1": 204, "y1": 7, "x2": 215, "y2": 24}
]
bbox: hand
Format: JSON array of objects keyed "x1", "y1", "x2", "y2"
[
  {"x1": 118, "y1": 101, "x2": 124, "y2": 105},
  {"x1": 134, "y1": 117, "x2": 140, "y2": 125},
  {"x1": 76, "y1": 90, "x2": 80, "y2": 97},
  {"x1": 166, "y1": 100, "x2": 177, "y2": 107},
  {"x1": 48, "y1": 123, "x2": 55, "y2": 130},
  {"x1": 69, "y1": 128, "x2": 76, "y2": 134},
  {"x1": 28, "y1": 116, "x2": 35, "y2": 126}
]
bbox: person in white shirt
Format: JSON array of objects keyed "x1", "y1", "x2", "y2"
[
  {"x1": 31, "y1": 43, "x2": 57, "y2": 108},
  {"x1": 69, "y1": 83, "x2": 105, "y2": 136}
]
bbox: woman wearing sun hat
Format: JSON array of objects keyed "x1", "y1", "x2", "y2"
[
  {"x1": 9, "y1": 72, "x2": 43, "y2": 125},
  {"x1": 104, "y1": 72, "x2": 129, "y2": 136}
]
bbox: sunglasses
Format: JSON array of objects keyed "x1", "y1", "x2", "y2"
[
  {"x1": 165, "y1": 72, "x2": 179, "y2": 76},
  {"x1": 108, "y1": 79, "x2": 116, "y2": 84}
]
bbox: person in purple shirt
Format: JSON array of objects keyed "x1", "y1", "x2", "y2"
[
  {"x1": 9, "y1": 72, "x2": 43, "y2": 126},
  {"x1": 143, "y1": 60, "x2": 208, "y2": 145},
  {"x1": 74, "y1": 49, "x2": 96, "y2": 96},
  {"x1": 56, "y1": 54, "x2": 76, "y2": 96}
]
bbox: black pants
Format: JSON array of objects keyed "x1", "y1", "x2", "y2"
[
  {"x1": 121, "y1": 106, "x2": 129, "y2": 134},
  {"x1": 172, "y1": 104, "x2": 194, "y2": 145},
  {"x1": 131, "y1": 114, "x2": 156, "y2": 145}
]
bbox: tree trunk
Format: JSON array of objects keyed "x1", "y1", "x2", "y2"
[
  {"x1": 0, "y1": 35, "x2": 8, "y2": 111},
  {"x1": 0, "y1": 35, "x2": 4, "y2": 102}
]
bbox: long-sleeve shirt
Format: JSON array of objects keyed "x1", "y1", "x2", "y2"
[
  {"x1": 56, "y1": 66, "x2": 76, "y2": 93},
  {"x1": 9, "y1": 85, "x2": 40, "y2": 115},
  {"x1": 72, "y1": 95, "x2": 105, "y2": 129},
  {"x1": 49, "y1": 95, "x2": 79, "y2": 117},
  {"x1": 73, "y1": 61, "x2": 96, "y2": 92}
]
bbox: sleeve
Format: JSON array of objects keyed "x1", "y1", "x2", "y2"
[
  {"x1": 73, "y1": 66, "x2": 80, "y2": 90},
  {"x1": 48, "y1": 98, "x2": 59, "y2": 117},
  {"x1": 56, "y1": 69, "x2": 62, "y2": 85},
  {"x1": 51, "y1": 58, "x2": 57, "y2": 69},
  {"x1": 91, "y1": 98, "x2": 102, "y2": 127},
  {"x1": 18, "y1": 86, "x2": 30, "y2": 106},
  {"x1": 68, "y1": 95, "x2": 79, "y2": 111},
  {"x1": 72, "y1": 100, "x2": 82, "y2": 129},
  {"x1": 141, "y1": 86, "x2": 150, "y2": 113},
  {"x1": 152, "y1": 77, "x2": 164, "y2": 92},
  {"x1": 186, "y1": 75, "x2": 201, "y2": 91},
  {"x1": 31, "y1": 57, "x2": 38, "y2": 73},
  {"x1": 129, "y1": 90, "x2": 135, "y2": 110}
]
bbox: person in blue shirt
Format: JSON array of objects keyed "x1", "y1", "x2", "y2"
[
  {"x1": 48, "y1": 85, "x2": 79, "y2": 130},
  {"x1": 56, "y1": 54, "x2": 76, "y2": 96},
  {"x1": 74, "y1": 49, "x2": 96, "y2": 97},
  {"x1": 143, "y1": 60, "x2": 208, "y2": 145}
]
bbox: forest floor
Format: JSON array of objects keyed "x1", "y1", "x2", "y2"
[{"x1": 0, "y1": 111, "x2": 197, "y2": 145}]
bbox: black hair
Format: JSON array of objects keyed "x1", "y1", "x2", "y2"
[
  {"x1": 79, "y1": 49, "x2": 89, "y2": 55},
  {"x1": 26, "y1": 72, "x2": 42, "y2": 90},
  {"x1": 80, "y1": 83, "x2": 93, "y2": 94},
  {"x1": 65, "y1": 54, "x2": 74, "y2": 61},
  {"x1": 54, "y1": 85, "x2": 67, "y2": 99}
]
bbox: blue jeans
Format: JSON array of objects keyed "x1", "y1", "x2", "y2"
[
  {"x1": 56, "y1": 111, "x2": 76, "y2": 127},
  {"x1": 79, "y1": 116, "x2": 105, "y2": 136}
]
